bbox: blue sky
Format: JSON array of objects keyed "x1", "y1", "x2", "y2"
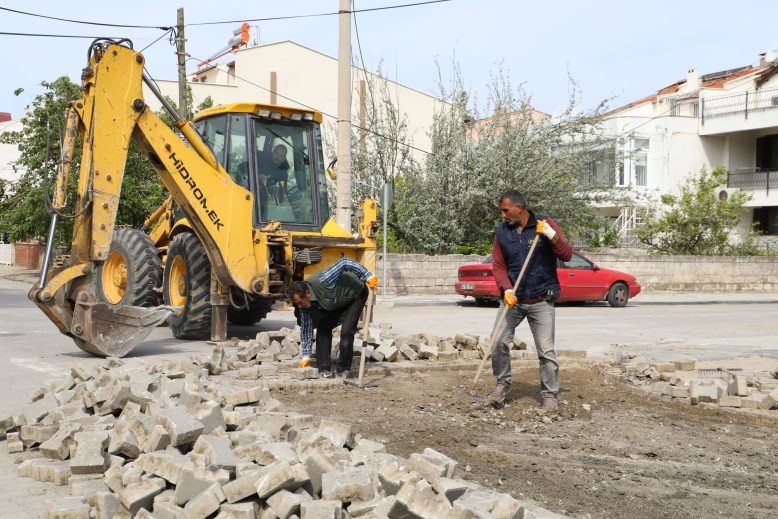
[{"x1": 1, "y1": 0, "x2": 776, "y2": 120}]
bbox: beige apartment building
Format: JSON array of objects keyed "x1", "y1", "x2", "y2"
[{"x1": 143, "y1": 40, "x2": 445, "y2": 162}]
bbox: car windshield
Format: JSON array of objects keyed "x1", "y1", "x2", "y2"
[{"x1": 483, "y1": 255, "x2": 492, "y2": 264}]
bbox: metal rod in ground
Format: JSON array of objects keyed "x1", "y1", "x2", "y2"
[
  {"x1": 346, "y1": 287, "x2": 375, "y2": 389},
  {"x1": 472, "y1": 234, "x2": 540, "y2": 388}
]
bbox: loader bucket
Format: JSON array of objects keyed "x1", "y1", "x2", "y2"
[{"x1": 72, "y1": 302, "x2": 175, "y2": 358}]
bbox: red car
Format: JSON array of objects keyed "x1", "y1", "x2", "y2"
[{"x1": 455, "y1": 252, "x2": 641, "y2": 307}]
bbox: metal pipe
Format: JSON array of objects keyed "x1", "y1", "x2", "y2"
[
  {"x1": 40, "y1": 214, "x2": 58, "y2": 287},
  {"x1": 142, "y1": 71, "x2": 181, "y2": 122},
  {"x1": 142, "y1": 71, "x2": 219, "y2": 171}
]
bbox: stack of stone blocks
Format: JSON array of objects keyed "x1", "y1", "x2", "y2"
[
  {"x1": 619, "y1": 356, "x2": 778, "y2": 411},
  {"x1": 191, "y1": 326, "x2": 587, "y2": 388},
  {"x1": 2, "y1": 356, "x2": 574, "y2": 519}
]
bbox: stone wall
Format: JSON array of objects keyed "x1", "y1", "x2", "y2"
[{"x1": 377, "y1": 253, "x2": 778, "y2": 295}]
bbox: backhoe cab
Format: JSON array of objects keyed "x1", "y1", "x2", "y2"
[{"x1": 29, "y1": 39, "x2": 377, "y2": 358}]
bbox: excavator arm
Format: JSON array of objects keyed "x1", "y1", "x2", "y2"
[{"x1": 29, "y1": 40, "x2": 273, "y2": 356}]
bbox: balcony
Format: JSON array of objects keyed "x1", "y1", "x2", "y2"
[
  {"x1": 700, "y1": 86, "x2": 778, "y2": 135},
  {"x1": 727, "y1": 168, "x2": 778, "y2": 194}
]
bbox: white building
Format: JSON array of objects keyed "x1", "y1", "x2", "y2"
[
  {"x1": 0, "y1": 117, "x2": 23, "y2": 185},
  {"x1": 143, "y1": 40, "x2": 445, "y2": 162},
  {"x1": 597, "y1": 53, "x2": 778, "y2": 248}
]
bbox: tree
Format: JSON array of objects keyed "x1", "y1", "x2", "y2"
[
  {"x1": 391, "y1": 64, "x2": 612, "y2": 254},
  {"x1": 636, "y1": 166, "x2": 754, "y2": 255},
  {"x1": 0, "y1": 76, "x2": 166, "y2": 244},
  {"x1": 324, "y1": 62, "x2": 419, "y2": 239}
]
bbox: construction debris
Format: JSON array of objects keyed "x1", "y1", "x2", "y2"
[
  {"x1": 2, "y1": 350, "x2": 575, "y2": 519},
  {"x1": 605, "y1": 353, "x2": 778, "y2": 412}
]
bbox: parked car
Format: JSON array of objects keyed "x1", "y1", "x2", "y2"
[{"x1": 454, "y1": 252, "x2": 641, "y2": 307}]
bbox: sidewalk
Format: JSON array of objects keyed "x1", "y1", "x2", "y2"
[{"x1": 377, "y1": 291, "x2": 778, "y2": 308}]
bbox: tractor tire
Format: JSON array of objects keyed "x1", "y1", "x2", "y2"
[
  {"x1": 606, "y1": 282, "x2": 629, "y2": 308},
  {"x1": 95, "y1": 228, "x2": 161, "y2": 308},
  {"x1": 163, "y1": 232, "x2": 212, "y2": 339},
  {"x1": 228, "y1": 298, "x2": 274, "y2": 326}
]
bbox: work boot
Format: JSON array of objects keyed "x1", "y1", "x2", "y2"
[
  {"x1": 541, "y1": 395, "x2": 558, "y2": 412},
  {"x1": 336, "y1": 370, "x2": 349, "y2": 380},
  {"x1": 487, "y1": 382, "x2": 511, "y2": 404}
]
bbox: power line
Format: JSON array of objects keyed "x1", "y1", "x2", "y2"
[
  {"x1": 0, "y1": 31, "x2": 127, "y2": 39},
  {"x1": 0, "y1": 6, "x2": 171, "y2": 30},
  {"x1": 0, "y1": 0, "x2": 451, "y2": 33},
  {"x1": 186, "y1": 0, "x2": 452, "y2": 27},
  {"x1": 139, "y1": 27, "x2": 175, "y2": 53},
  {"x1": 352, "y1": 0, "x2": 377, "y2": 112},
  {"x1": 184, "y1": 55, "x2": 431, "y2": 155}
]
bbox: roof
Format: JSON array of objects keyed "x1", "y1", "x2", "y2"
[
  {"x1": 194, "y1": 102, "x2": 323, "y2": 123},
  {"x1": 609, "y1": 62, "x2": 774, "y2": 115}
]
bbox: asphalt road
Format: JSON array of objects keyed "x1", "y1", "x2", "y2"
[{"x1": 1, "y1": 277, "x2": 777, "y2": 416}]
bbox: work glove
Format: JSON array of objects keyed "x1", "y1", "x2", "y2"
[
  {"x1": 299, "y1": 356, "x2": 311, "y2": 368},
  {"x1": 536, "y1": 220, "x2": 557, "y2": 240},
  {"x1": 365, "y1": 275, "x2": 379, "y2": 290},
  {"x1": 503, "y1": 289, "x2": 518, "y2": 307}
]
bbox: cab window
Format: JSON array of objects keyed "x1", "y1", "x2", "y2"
[
  {"x1": 193, "y1": 115, "x2": 227, "y2": 167},
  {"x1": 225, "y1": 115, "x2": 249, "y2": 190},
  {"x1": 253, "y1": 119, "x2": 315, "y2": 225}
]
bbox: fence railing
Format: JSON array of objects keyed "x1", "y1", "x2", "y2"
[
  {"x1": 702, "y1": 86, "x2": 778, "y2": 123},
  {"x1": 727, "y1": 168, "x2": 778, "y2": 194}
]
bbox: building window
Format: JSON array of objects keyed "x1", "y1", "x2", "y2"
[
  {"x1": 585, "y1": 146, "x2": 616, "y2": 187},
  {"x1": 691, "y1": 102, "x2": 699, "y2": 117},
  {"x1": 633, "y1": 138, "x2": 649, "y2": 187},
  {"x1": 753, "y1": 207, "x2": 778, "y2": 235},
  {"x1": 668, "y1": 98, "x2": 679, "y2": 116}
]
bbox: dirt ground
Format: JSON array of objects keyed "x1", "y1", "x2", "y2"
[{"x1": 277, "y1": 363, "x2": 778, "y2": 519}]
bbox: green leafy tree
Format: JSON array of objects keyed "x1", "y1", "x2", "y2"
[
  {"x1": 636, "y1": 166, "x2": 754, "y2": 255},
  {"x1": 392, "y1": 64, "x2": 611, "y2": 254},
  {"x1": 0, "y1": 76, "x2": 167, "y2": 244}
]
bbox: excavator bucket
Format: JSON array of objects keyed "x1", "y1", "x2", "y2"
[{"x1": 71, "y1": 299, "x2": 175, "y2": 358}]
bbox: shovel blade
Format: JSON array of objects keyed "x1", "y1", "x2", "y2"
[{"x1": 73, "y1": 303, "x2": 174, "y2": 358}]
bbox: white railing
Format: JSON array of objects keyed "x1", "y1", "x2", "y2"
[{"x1": 612, "y1": 207, "x2": 643, "y2": 246}]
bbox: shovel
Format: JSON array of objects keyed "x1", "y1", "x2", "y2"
[
  {"x1": 471, "y1": 234, "x2": 541, "y2": 388},
  {"x1": 344, "y1": 287, "x2": 377, "y2": 389}
]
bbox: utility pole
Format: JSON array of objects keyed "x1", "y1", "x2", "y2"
[
  {"x1": 359, "y1": 80, "x2": 366, "y2": 180},
  {"x1": 176, "y1": 7, "x2": 188, "y2": 118},
  {"x1": 335, "y1": 0, "x2": 352, "y2": 231}
]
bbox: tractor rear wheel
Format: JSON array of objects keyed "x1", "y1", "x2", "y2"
[
  {"x1": 95, "y1": 228, "x2": 161, "y2": 308},
  {"x1": 228, "y1": 298, "x2": 274, "y2": 326},
  {"x1": 163, "y1": 232, "x2": 212, "y2": 339}
]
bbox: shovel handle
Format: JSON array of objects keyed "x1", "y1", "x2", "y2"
[
  {"x1": 472, "y1": 234, "x2": 541, "y2": 386},
  {"x1": 356, "y1": 287, "x2": 375, "y2": 385}
]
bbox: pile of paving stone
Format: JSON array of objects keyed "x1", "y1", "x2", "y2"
[
  {"x1": 1, "y1": 356, "x2": 574, "y2": 519},
  {"x1": 607, "y1": 354, "x2": 778, "y2": 410},
  {"x1": 207, "y1": 327, "x2": 581, "y2": 385}
]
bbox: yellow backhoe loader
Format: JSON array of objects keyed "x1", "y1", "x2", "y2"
[{"x1": 29, "y1": 39, "x2": 377, "y2": 357}]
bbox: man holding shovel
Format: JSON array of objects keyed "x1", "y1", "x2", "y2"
[
  {"x1": 488, "y1": 190, "x2": 573, "y2": 411},
  {"x1": 289, "y1": 258, "x2": 378, "y2": 379}
]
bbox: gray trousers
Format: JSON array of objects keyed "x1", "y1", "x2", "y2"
[{"x1": 491, "y1": 300, "x2": 559, "y2": 397}]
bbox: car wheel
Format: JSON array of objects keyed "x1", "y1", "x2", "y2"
[{"x1": 607, "y1": 282, "x2": 629, "y2": 307}]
